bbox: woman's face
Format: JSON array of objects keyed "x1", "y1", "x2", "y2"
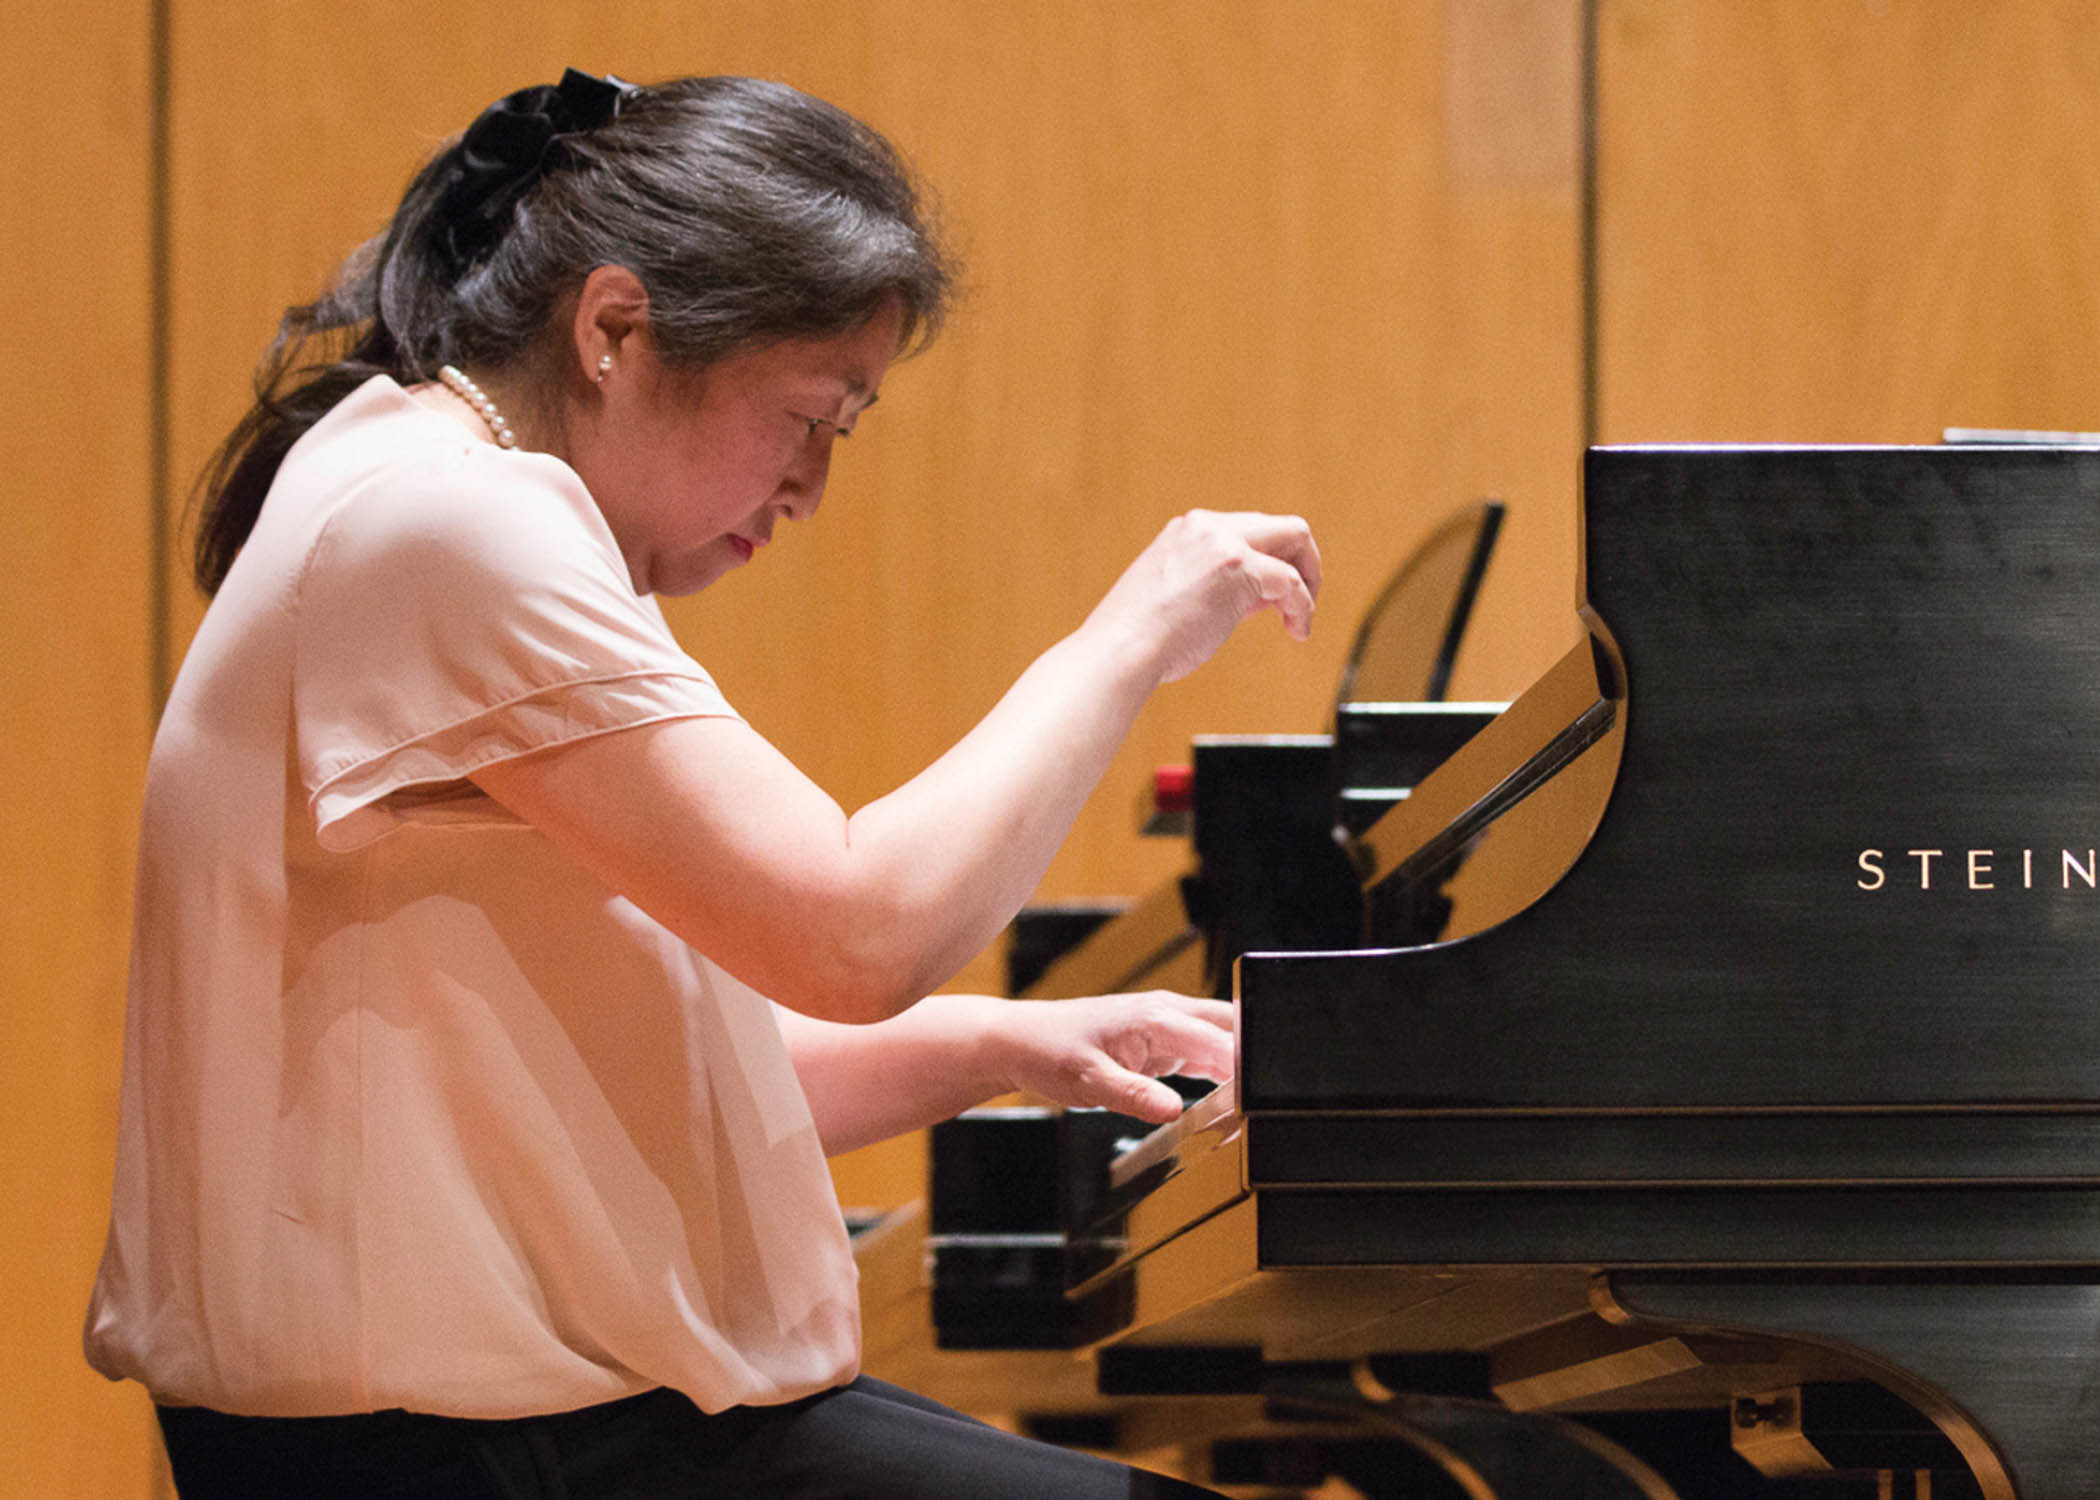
[{"x1": 578, "y1": 299, "x2": 903, "y2": 597}]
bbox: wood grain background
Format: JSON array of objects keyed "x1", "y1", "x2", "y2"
[
  {"x1": 9, "y1": 2, "x2": 2100, "y2": 1491},
  {"x1": 1, "y1": 1, "x2": 166, "y2": 1494},
  {"x1": 1596, "y1": 0, "x2": 2100, "y2": 442}
]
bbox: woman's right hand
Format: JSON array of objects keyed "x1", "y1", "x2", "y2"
[
  {"x1": 983, "y1": 990, "x2": 1236, "y2": 1124},
  {"x1": 1083, "y1": 510, "x2": 1322, "y2": 685}
]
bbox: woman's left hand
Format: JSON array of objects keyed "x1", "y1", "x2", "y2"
[{"x1": 982, "y1": 992, "x2": 1236, "y2": 1124}]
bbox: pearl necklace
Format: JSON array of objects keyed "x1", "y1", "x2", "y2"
[{"x1": 436, "y1": 364, "x2": 518, "y2": 450}]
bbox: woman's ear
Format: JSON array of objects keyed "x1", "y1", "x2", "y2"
[{"x1": 570, "y1": 265, "x2": 652, "y2": 386}]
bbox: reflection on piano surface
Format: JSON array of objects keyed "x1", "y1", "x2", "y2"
[{"x1": 861, "y1": 450, "x2": 2100, "y2": 1499}]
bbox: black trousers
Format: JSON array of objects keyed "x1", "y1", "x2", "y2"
[{"x1": 157, "y1": 1377, "x2": 1227, "y2": 1499}]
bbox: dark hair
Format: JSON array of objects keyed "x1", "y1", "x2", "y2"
[{"x1": 193, "y1": 74, "x2": 955, "y2": 595}]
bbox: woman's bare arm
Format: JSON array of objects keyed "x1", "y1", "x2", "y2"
[{"x1": 473, "y1": 510, "x2": 1318, "y2": 1023}]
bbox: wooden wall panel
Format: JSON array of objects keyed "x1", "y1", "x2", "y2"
[
  {"x1": 0, "y1": 4, "x2": 165, "y2": 1497},
  {"x1": 1596, "y1": 0, "x2": 2100, "y2": 442}
]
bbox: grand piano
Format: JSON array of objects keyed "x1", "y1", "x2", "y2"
[{"x1": 858, "y1": 445, "x2": 2100, "y2": 1499}]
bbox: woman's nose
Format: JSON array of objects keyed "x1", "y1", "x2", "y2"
[{"x1": 778, "y1": 444, "x2": 832, "y2": 520}]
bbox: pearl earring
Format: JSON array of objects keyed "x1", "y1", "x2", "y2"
[{"x1": 595, "y1": 354, "x2": 613, "y2": 383}]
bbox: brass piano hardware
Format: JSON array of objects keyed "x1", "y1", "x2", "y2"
[
  {"x1": 1729, "y1": 1384, "x2": 1835, "y2": 1477},
  {"x1": 1733, "y1": 1389, "x2": 1792, "y2": 1426}
]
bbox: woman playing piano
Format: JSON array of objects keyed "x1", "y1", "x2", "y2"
[{"x1": 83, "y1": 70, "x2": 1317, "y2": 1499}]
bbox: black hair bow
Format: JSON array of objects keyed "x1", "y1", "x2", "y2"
[{"x1": 437, "y1": 68, "x2": 632, "y2": 279}]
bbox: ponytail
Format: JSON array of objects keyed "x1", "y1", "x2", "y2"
[{"x1": 191, "y1": 243, "x2": 397, "y2": 594}]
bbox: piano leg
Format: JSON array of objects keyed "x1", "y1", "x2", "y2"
[
  {"x1": 1602, "y1": 1273, "x2": 2100, "y2": 1500},
  {"x1": 1259, "y1": 1367, "x2": 1683, "y2": 1500}
]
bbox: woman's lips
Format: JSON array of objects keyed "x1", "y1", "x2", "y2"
[{"x1": 728, "y1": 535, "x2": 756, "y2": 562}]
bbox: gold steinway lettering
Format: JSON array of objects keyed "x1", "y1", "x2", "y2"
[{"x1": 1851, "y1": 847, "x2": 2099, "y2": 893}]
